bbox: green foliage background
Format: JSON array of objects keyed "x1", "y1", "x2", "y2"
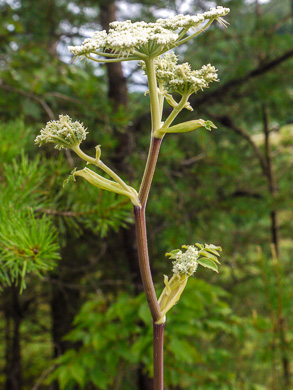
[{"x1": 0, "y1": 0, "x2": 292, "y2": 389}]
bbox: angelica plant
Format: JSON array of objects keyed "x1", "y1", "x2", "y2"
[{"x1": 35, "y1": 6, "x2": 230, "y2": 390}]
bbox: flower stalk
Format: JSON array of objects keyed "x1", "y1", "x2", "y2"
[{"x1": 145, "y1": 59, "x2": 162, "y2": 133}]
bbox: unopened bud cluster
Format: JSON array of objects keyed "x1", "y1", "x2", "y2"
[
  {"x1": 172, "y1": 246, "x2": 199, "y2": 276},
  {"x1": 157, "y1": 244, "x2": 222, "y2": 323},
  {"x1": 149, "y1": 53, "x2": 219, "y2": 95},
  {"x1": 167, "y1": 243, "x2": 221, "y2": 275},
  {"x1": 35, "y1": 115, "x2": 87, "y2": 150}
]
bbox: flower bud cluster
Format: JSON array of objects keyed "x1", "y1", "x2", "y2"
[
  {"x1": 157, "y1": 244, "x2": 221, "y2": 323},
  {"x1": 68, "y1": 6, "x2": 229, "y2": 57},
  {"x1": 150, "y1": 53, "x2": 219, "y2": 95},
  {"x1": 172, "y1": 246, "x2": 199, "y2": 276},
  {"x1": 35, "y1": 115, "x2": 87, "y2": 150}
]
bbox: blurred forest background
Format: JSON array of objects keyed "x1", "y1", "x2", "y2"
[{"x1": 0, "y1": 0, "x2": 292, "y2": 389}]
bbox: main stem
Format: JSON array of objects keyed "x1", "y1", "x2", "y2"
[
  {"x1": 153, "y1": 323, "x2": 165, "y2": 390},
  {"x1": 134, "y1": 205, "x2": 161, "y2": 321},
  {"x1": 139, "y1": 137, "x2": 163, "y2": 207},
  {"x1": 134, "y1": 137, "x2": 163, "y2": 322},
  {"x1": 134, "y1": 59, "x2": 165, "y2": 390},
  {"x1": 134, "y1": 137, "x2": 164, "y2": 389}
]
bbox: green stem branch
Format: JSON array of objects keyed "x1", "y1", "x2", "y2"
[
  {"x1": 98, "y1": 160, "x2": 134, "y2": 195},
  {"x1": 175, "y1": 19, "x2": 214, "y2": 46},
  {"x1": 144, "y1": 59, "x2": 161, "y2": 133},
  {"x1": 86, "y1": 54, "x2": 139, "y2": 63},
  {"x1": 72, "y1": 145, "x2": 133, "y2": 195},
  {"x1": 162, "y1": 94, "x2": 190, "y2": 129},
  {"x1": 139, "y1": 137, "x2": 163, "y2": 207},
  {"x1": 154, "y1": 94, "x2": 190, "y2": 138}
]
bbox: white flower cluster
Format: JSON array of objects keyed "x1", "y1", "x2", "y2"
[
  {"x1": 68, "y1": 6, "x2": 230, "y2": 57},
  {"x1": 172, "y1": 246, "x2": 199, "y2": 276},
  {"x1": 69, "y1": 31, "x2": 108, "y2": 57},
  {"x1": 157, "y1": 6, "x2": 229, "y2": 29},
  {"x1": 151, "y1": 52, "x2": 219, "y2": 94},
  {"x1": 107, "y1": 21, "x2": 179, "y2": 50},
  {"x1": 35, "y1": 115, "x2": 88, "y2": 150}
]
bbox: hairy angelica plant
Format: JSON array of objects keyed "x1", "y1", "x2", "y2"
[{"x1": 35, "y1": 6, "x2": 230, "y2": 389}]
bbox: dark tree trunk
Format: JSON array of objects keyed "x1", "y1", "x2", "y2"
[
  {"x1": 4, "y1": 287, "x2": 23, "y2": 390},
  {"x1": 50, "y1": 238, "x2": 99, "y2": 390},
  {"x1": 138, "y1": 363, "x2": 154, "y2": 390},
  {"x1": 51, "y1": 272, "x2": 81, "y2": 357}
]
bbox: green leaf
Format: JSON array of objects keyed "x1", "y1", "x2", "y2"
[
  {"x1": 199, "y1": 250, "x2": 221, "y2": 264},
  {"x1": 205, "y1": 244, "x2": 222, "y2": 251},
  {"x1": 165, "y1": 249, "x2": 180, "y2": 259},
  {"x1": 166, "y1": 249, "x2": 180, "y2": 256},
  {"x1": 197, "y1": 258, "x2": 219, "y2": 273},
  {"x1": 203, "y1": 120, "x2": 217, "y2": 131},
  {"x1": 69, "y1": 364, "x2": 86, "y2": 387},
  {"x1": 169, "y1": 337, "x2": 202, "y2": 364},
  {"x1": 63, "y1": 168, "x2": 77, "y2": 188},
  {"x1": 82, "y1": 353, "x2": 96, "y2": 369},
  {"x1": 131, "y1": 335, "x2": 152, "y2": 359},
  {"x1": 204, "y1": 244, "x2": 222, "y2": 256},
  {"x1": 164, "y1": 119, "x2": 210, "y2": 134},
  {"x1": 90, "y1": 368, "x2": 111, "y2": 389},
  {"x1": 138, "y1": 301, "x2": 152, "y2": 324},
  {"x1": 204, "y1": 247, "x2": 221, "y2": 257},
  {"x1": 58, "y1": 367, "x2": 72, "y2": 390}
]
